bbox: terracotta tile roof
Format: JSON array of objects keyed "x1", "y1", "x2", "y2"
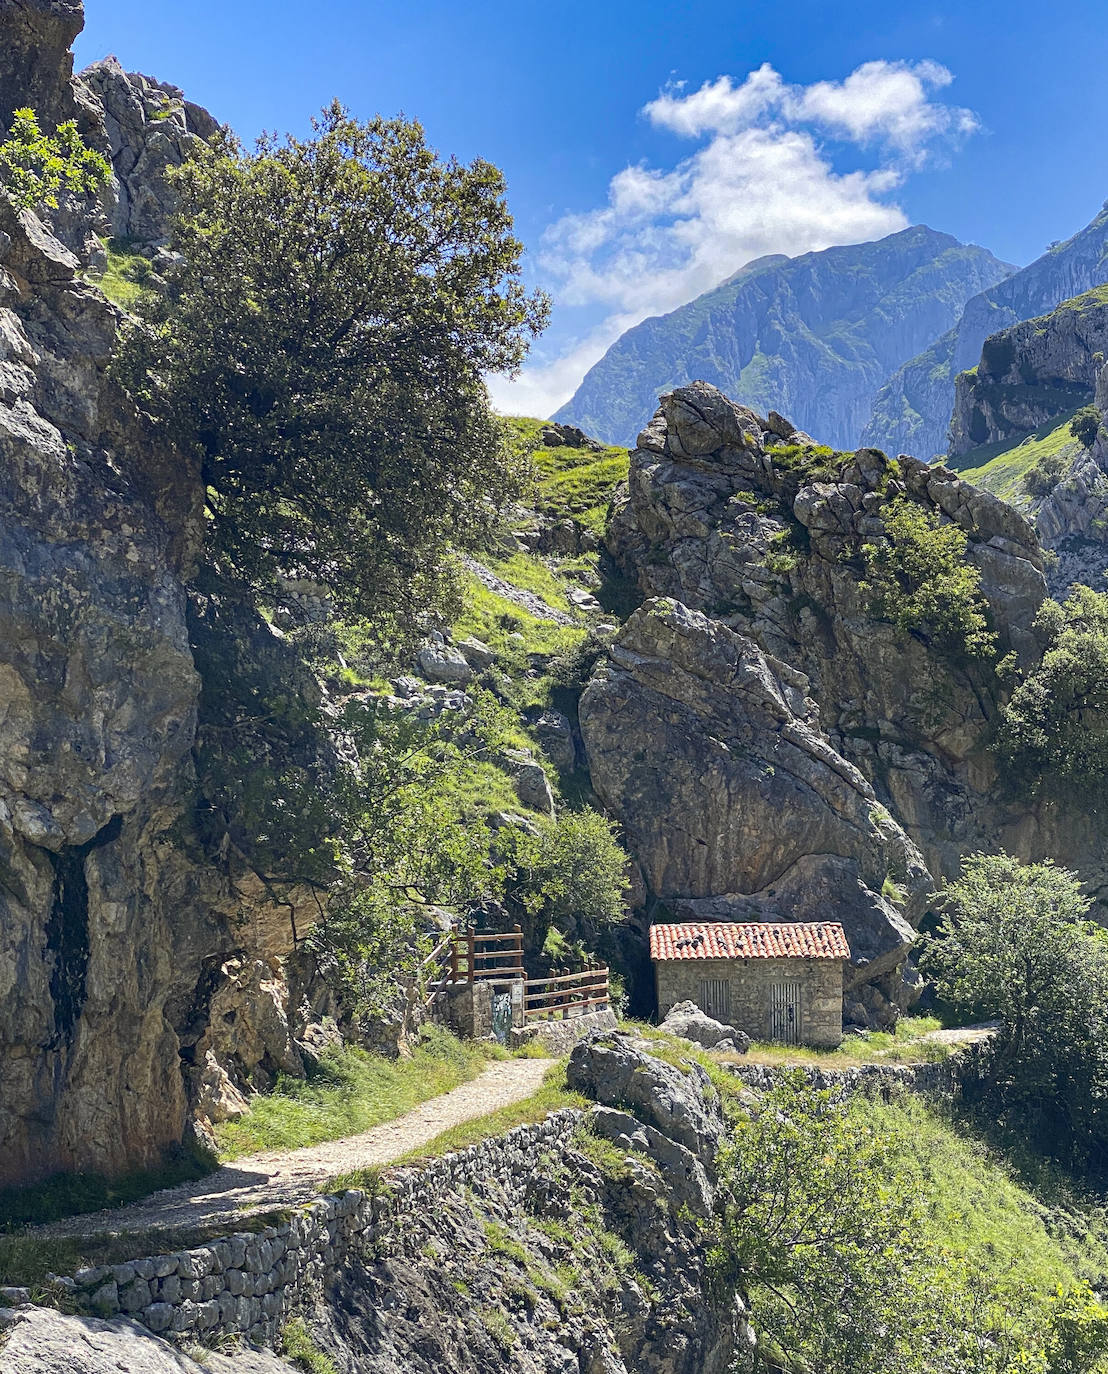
[{"x1": 649, "y1": 921, "x2": 851, "y2": 962}]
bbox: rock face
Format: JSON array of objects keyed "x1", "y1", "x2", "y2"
[
  {"x1": 78, "y1": 57, "x2": 220, "y2": 243},
  {"x1": 948, "y1": 287, "x2": 1108, "y2": 458},
  {"x1": 580, "y1": 380, "x2": 1108, "y2": 1005},
  {"x1": 865, "y1": 203, "x2": 1108, "y2": 460},
  {"x1": 0, "y1": 0, "x2": 87, "y2": 132},
  {"x1": 0, "y1": 2, "x2": 313, "y2": 1186},
  {"x1": 0, "y1": 190, "x2": 213, "y2": 1182},
  {"x1": 555, "y1": 226, "x2": 1013, "y2": 449}
]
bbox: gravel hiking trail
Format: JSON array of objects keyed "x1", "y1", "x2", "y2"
[{"x1": 37, "y1": 1057, "x2": 555, "y2": 1240}]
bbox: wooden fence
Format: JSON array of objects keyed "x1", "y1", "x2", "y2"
[{"x1": 424, "y1": 925, "x2": 610, "y2": 1022}]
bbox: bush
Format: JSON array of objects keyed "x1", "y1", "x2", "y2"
[
  {"x1": 997, "y1": 584, "x2": 1108, "y2": 800},
  {"x1": 924, "y1": 852, "x2": 1108, "y2": 1173},
  {"x1": 1071, "y1": 405, "x2": 1102, "y2": 449},
  {"x1": 0, "y1": 107, "x2": 109, "y2": 212},
  {"x1": 861, "y1": 497, "x2": 996, "y2": 661},
  {"x1": 1023, "y1": 450, "x2": 1068, "y2": 498}
]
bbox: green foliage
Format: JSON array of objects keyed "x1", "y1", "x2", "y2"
[
  {"x1": 1024, "y1": 450, "x2": 1069, "y2": 497},
  {"x1": 500, "y1": 808, "x2": 629, "y2": 942},
  {"x1": 861, "y1": 496, "x2": 997, "y2": 660},
  {"x1": 997, "y1": 586, "x2": 1108, "y2": 800},
  {"x1": 216, "y1": 1028, "x2": 496, "y2": 1158},
  {"x1": 0, "y1": 107, "x2": 109, "y2": 213},
  {"x1": 1072, "y1": 406, "x2": 1103, "y2": 449},
  {"x1": 925, "y1": 853, "x2": 1108, "y2": 1173},
  {"x1": 115, "y1": 103, "x2": 547, "y2": 638},
  {"x1": 279, "y1": 1318, "x2": 337, "y2": 1374},
  {"x1": 303, "y1": 688, "x2": 627, "y2": 1018},
  {"x1": 712, "y1": 1073, "x2": 1108, "y2": 1373}
]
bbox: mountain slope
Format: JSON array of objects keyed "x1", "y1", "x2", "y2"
[
  {"x1": 864, "y1": 203, "x2": 1108, "y2": 459},
  {"x1": 554, "y1": 226, "x2": 1013, "y2": 449}
]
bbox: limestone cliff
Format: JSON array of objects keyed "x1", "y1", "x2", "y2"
[
  {"x1": 0, "y1": 0, "x2": 320, "y2": 1186},
  {"x1": 948, "y1": 287, "x2": 1108, "y2": 458},
  {"x1": 582, "y1": 381, "x2": 1108, "y2": 1012}
]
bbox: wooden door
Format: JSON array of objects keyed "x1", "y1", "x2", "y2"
[{"x1": 769, "y1": 981, "x2": 802, "y2": 1044}]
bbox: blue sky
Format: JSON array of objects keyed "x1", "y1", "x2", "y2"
[{"x1": 75, "y1": 1, "x2": 1108, "y2": 417}]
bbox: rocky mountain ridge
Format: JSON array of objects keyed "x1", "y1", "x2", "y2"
[
  {"x1": 864, "y1": 203, "x2": 1108, "y2": 460},
  {"x1": 555, "y1": 226, "x2": 1013, "y2": 451}
]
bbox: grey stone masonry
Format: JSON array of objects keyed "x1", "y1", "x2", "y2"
[
  {"x1": 58, "y1": 1112, "x2": 581, "y2": 1349},
  {"x1": 655, "y1": 956, "x2": 844, "y2": 1048}
]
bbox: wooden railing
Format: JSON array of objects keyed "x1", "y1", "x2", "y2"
[
  {"x1": 429, "y1": 927, "x2": 611, "y2": 1023},
  {"x1": 524, "y1": 963, "x2": 610, "y2": 1020}
]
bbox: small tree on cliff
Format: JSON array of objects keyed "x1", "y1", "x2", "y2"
[
  {"x1": 0, "y1": 107, "x2": 109, "y2": 212},
  {"x1": 117, "y1": 103, "x2": 548, "y2": 641}
]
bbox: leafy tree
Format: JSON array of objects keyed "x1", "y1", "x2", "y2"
[
  {"x1": 861, "y1": 497, "x2": 996, "y2": 661},
  {"x1": 997, "y1": 585, "x2": 1108, "y2": 800},
  {"x1": 0, "y1": 107, "x2": 109, "y2": 213},
  {"x1": 712, "y1": 1072, "x2": 1108, "y2": 1373},
  {"x1": 116, "y1": 103, "x2": 548, "y2": 641},
  {"x1": 924, "y1": 853, "x2": 1108, "y2": 1172},
  {"x1": 501, "y1": 808, "x2": 629, "y2": 944},
  {"x1": 1023, "y1": 451, "x2": 1068, "y2": 498},
  {"x1": 1071, "y1": 406, "x2": 1102, "y2": 450}
]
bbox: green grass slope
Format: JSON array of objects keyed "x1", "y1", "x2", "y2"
[{"x1": 952, "y1": 410, "x2": 1083, "y2": 504}]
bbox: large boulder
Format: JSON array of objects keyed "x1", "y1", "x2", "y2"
[
  {"x1": 579, "y1": 598, "x2": 929, "y2": 998},
  {"x1": 567, "y1": 1030, "x2": 725, "y2": 1163},
  {"x1": 661, "y1": 1000, "x2": 751, "y2": 1054}
]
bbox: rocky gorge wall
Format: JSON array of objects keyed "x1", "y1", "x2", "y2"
[
  {"x1": 0, "y1": 0, "x2": 331, "y2": 1187},
  {"x1": 581, "y1": 381, "x2": 1108, "y2": 1020}
]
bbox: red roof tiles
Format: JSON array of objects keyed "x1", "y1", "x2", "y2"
[{"x1": 649, "y1": 921, "x2": 850, "y2": 962}]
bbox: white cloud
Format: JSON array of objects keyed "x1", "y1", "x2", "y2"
[{"x1": 493, "y1": 59, "x2": 979, "y2": 420}]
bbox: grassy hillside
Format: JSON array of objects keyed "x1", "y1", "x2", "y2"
[{"x1": 951, "y1": 409, "x2": 1083, "y2": 504}]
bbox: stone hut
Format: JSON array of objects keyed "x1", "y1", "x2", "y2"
[{"x1": 650, "y1": 921, "x2": 850, "y2": 1048}]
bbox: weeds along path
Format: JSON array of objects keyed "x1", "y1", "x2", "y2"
[{"x1": 38, "y1": 1058, "x2": 556, "y2": 1240}]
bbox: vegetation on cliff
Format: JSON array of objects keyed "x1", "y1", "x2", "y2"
[
  {"x1": 116, "y1": 102, "x2": 548, "y2": 640},
  {"x1": 0, "y1": 106, "x2": 108, "y2": 211}
]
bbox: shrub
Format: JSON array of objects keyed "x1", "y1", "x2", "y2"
[
  {"x1": 0, "y1": 107, "x2": 109, "y2": 213},
  {"x1": 997, "y1": 584, "x2": 1108, "y2": 800},
  {"x1": 1071, "y1": 405, "x2": 1102, "y2": 449},
  {"x1": 861, "y1": 496, "x2": 996, "y2": 661}
]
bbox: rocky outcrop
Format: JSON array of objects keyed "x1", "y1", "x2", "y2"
[
  {"x1": 582, "y1": 380, "x2": 1108, "y2": 992},
  {"x1": 0, "y1": 0, "x2": 88, "y2": 132},
  {"x1": 556, "y1": 226, "x2": 1013, "y2": 450},
  {"x1": 865, "y1": 202, "x2": 1108, "y2": 460},
  {"x1": 948, "y1": 287, "x2": 1108, "y2": 458},
  {"x1": 0, "y1": 3, "x2": 320, "y2": 1187},
  {"x1": 78, "y1": 57, "x2": 220, "y2": 244}
]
